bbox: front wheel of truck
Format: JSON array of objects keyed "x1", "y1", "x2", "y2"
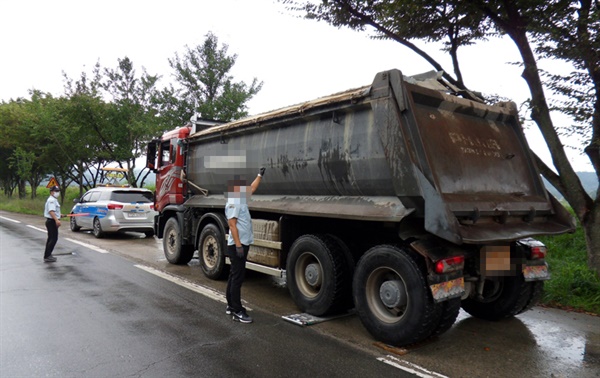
[
  {"x1": 353, "y1": 245, "x2": 440, "y2": 347},
  {"x1": 163, "y1": 217, "x2": 194, "y2": 265},
  {"x1": 461, "y1": 274, "x2": 541, "y2": 320},
  {"x1": 199, "y1": 223, "x2": 228, "y2": 280}
]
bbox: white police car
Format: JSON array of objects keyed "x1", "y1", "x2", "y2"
[{"x1": 69, "y1": 186, "x2": 156, "y2": 238}]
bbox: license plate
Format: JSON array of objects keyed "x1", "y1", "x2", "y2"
[
  {"x1": 481, "y1": 245, "x2": 512, "y2": 275},
  {"x1": 523, "y1": 264, "x2": 550, "y2": 281},
  {"x1": 128, "y1": 212, "x2": 144, "y2": 218},
  {"x1": 430, "y1": 277, "x2": 464, "y2": 302}
]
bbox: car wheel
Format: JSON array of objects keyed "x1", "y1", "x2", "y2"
[
  {"x1": 93, "y1": 217, "x2": 104, "y2": 238},
  {"x1": 70, "y1": 216, "x2": 81, "y2": 232}
]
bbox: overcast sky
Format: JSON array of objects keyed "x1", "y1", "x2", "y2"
[{"x1": 0, "y1": 0, "x2": 592, "y2": 171}]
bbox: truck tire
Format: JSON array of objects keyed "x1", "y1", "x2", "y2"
[
  {"x1": 199, "y1": 223, "x2": 228, "y2": 280},
  {"x1": 163, "y1": 217, "x2": 194, "y2": 265},
  {"x1": 326, "y1": 234, "x2": 355, "y2": 310},
  {"x1": 353, "y1": 245, "x2": 440, "y2": 346},
  {"x1": 430, "y1": 298, "x2": 461, "y2": 337},
  {"x1": 93, "y1": 217, "x2": 104, "y2": 238},
  {"x1": 286, "y1": 234, "x2": 350, "y2": 316},
  {"x1": 461, "y1": 274, "x2": 539, "y2": 320},
  {"x1": 517, "y1": 281, "x2": 544, "y2": 315},
  {"x1": 70, "y1": 216, "x2": 81, "y2": 232}
]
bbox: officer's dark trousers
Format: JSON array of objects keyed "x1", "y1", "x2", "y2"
[
  {"x1": 44, "y1": 218, "x2": 59, "y2": 258},
  {"x1": 226, "y1": 245, "x2": 249, "y2": 313}
]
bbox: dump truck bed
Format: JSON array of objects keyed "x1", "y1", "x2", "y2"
[{"x1": 184, "y1": 69, "x2": 574, "y2": 244}]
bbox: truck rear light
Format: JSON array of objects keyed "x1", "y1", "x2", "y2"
[
  {"x1": 434, "y1": 256, "x2": 465, "y2": 274},
  {"x1": 107, "y1": 203, "x2": 123, "y2": 210},
  {"x1": 150, "y1": 204, "x2": 155, "y2": 210},
  {"x1": 530, "y1": 246, "x2": 547, "y2": 260}
]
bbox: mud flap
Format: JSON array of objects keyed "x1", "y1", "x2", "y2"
[{"x1": 430, "y1": 277, "x2": 465, "y2": 303}]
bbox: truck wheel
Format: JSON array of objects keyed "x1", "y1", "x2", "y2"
[
  {"x1": 517, "y1": 281, "x2": 544, "y2": 315},
  {"x1": 163, "y1": 217, "x2": 194, "y2": 265},
  {"x1": 353, "y1": 245, "x2": 440, "y2": 346},
  {"x1": 93, "y1": 217, "x2": 104, "y2": 238},
  {"x1": 430, "y1": 298, "x2": 461, "y2": 337},
  {"x1": 286, "y1": 234, "x2": 350, "y2": 316},
  {"x1": 461, "y1": 274, "x2": 538, "y2": 320},
  {"x1": 199, "y1": 223, "x2": 228, "y2": 280},
  {"x1": 70, "y1": 216, "x2": 81, "y2": 232}
]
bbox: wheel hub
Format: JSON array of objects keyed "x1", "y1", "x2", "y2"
[
  {"x1": 379, "y1": 280, "x2": 406, "y2": 308},
  {"x1": 305, "y1": 263, "x2": 322, "y2": 287}
]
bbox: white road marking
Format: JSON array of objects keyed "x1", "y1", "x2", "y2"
[
  {"x1": 65, "y1": 238, "x2": 109, "y2": 254},
  {"x1": 134, "y1": 265, "x2": 248, "y2": 309},
  {"x1": 27, "y1": 225, "x2": 46, "y2": 232},
  {"x1": 378, "y1": 355, "x2": 448, "y2": 378},
  {"x1": 0, "y1": 215, "x2": 21, "y2": 223}
]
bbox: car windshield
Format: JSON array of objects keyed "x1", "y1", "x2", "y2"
[{"x1": 110, "y1": 191, "x2": 153, "y2": 203}]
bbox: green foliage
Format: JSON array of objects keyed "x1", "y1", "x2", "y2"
[
  {"x1": 168, "y1": 32, "x2": 263, "y2": 123},
  {"x1": 539, "y1": 228, "x2": 600, "y2": 314}
]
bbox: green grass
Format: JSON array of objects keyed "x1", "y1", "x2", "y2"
[
  {"x1": 538, "y1": 228, "x2": 600, "y2": 315},
  {"x1": 0, "y1": 186, "x2": 83, "y2": 216},
  {"x1": 1, "y1": 186, "x2": 598, "y2": 315}
]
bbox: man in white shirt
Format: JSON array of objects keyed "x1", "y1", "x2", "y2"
[
  {"x1": 43, "y1": 185, "x2": 61, "y2": 262},
  {"x1": 225, "y1": 167, "x2": 265, "y2": 323}
]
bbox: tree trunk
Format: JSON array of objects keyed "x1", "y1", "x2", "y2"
[{"x1": 582, "y1": 201, "x2": 600, "y2": 275}]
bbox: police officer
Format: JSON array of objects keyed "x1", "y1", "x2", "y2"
[
  {"x1": 225, "y1": 168, "x2": 265, "y2": 323},
  {"x1": 44, "y1": 185, "x2": 61, "y2": 262}
]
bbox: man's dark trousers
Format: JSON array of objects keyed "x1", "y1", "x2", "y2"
[
  {"x1": 226, "y1": 244, "x2": 249, "y2": 313},
  {"x1": 44, "y1": 218, "x2": 58, "y2": 258}
]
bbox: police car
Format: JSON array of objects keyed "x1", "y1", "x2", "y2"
[{"x1": 69, "y1": 186, "x2": 156, "y2": 238}]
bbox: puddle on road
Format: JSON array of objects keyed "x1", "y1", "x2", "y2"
[
  {"x1": 421, "y1": 310, "x2": 600, "y2": 377},
  {"x1": 521, "y1": 316, "x2": 600, "y2": 372}
]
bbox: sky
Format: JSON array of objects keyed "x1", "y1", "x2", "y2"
[{"x1": 0, "y1": 0, "x2": 592, "y2": 172}]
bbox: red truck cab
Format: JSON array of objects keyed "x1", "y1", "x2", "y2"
[{"x1": 150, "y1": 126, "x2": 191, "y2": 212}]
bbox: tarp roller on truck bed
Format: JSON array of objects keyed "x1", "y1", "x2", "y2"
[{"x1": 184, "y1": 69, "x2": 575, "y2": 244}]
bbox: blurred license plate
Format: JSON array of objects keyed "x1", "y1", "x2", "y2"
[
  {"x1": 480, "y1": 245, "x2": 513, "y2": 276},
  {"x1": 128, "y1": 212, "x2": 144, "y2": 217}
]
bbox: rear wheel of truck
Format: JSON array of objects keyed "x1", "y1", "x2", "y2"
[
  {"x1": 286, "y1": 234, "x2": 350, "y2": 316},
  {"x1": 430, "y1": 298, "x2": 461, "y2": 337},
  {"x1": 353, "y1": 245, "x2": 440, "y2": 346},
  {"x1": 163, "y1": 217, "x2": 194, "y2": 265},
  {"x1": 461, "y1": 274, "x2": 541, "y2": 320},
  {"x1": 199, "y1": 223, "x2": 228, "y2": 280}
]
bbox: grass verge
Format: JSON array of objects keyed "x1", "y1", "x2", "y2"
[{"x1": 538, "y1": 228, "x2": 600, "y2": 315}]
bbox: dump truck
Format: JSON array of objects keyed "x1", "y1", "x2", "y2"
[{"x1": 146, "y1": 69, "x2": 575, "y2": 346}]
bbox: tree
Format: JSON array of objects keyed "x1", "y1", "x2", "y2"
[
  {"x1": 101, "y1": 57, "x2": 164, "y2": 187},
  {"x1": 285, "y1": 0, "x2": 600, "y2": 274},
  {"x1": 167, "y1": 32, "x2": 263, "y2": 124},
  {"x1": 63, "y1": 58, "x2": 164, "y2": 188}
]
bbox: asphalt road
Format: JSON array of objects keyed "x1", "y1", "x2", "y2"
[
  {"x1": 2, "y1": 210, "x2": 600, "y2": 378},
  {"x1": 0, "y1": 216, "x2": 411, "y2": 378}
]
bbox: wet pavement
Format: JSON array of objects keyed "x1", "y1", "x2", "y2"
[{"x1": 2, "y1": 210, "x2": 599, "y2": 377}]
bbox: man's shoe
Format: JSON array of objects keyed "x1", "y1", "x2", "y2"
[
  {"x1": 232, "y1": 310, "x2": 253, "y2": 324},
  {"x1": 44, "y1": 256, "x2": 57, "y2": 263}
]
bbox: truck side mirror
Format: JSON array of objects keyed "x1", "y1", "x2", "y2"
[{"x1": 147, "y1": 140, "x2": 159, "y2": 173}]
